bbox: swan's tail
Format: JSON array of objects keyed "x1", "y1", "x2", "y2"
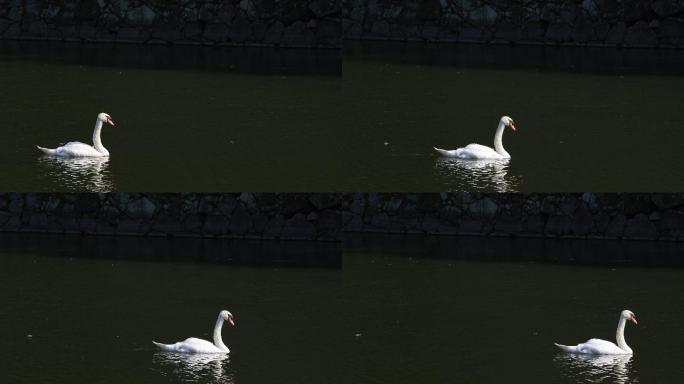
[
  {"x1": 36, "y1": 145, "x2": 54, "y2": 155},
  {"x1": 554, "y1": 342, "x2": 578, "y2": 353},
  {"x1": 153, "y1": 341, "x2": 176, "y2": 351},
  {"x1": 433, "y1": 147, "x2": 457, "y2": 157}
]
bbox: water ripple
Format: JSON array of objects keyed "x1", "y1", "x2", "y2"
[
  {"x1": 434, "y1": 157, "x2": 522, "y2": 192},
  {"x1": 152, "y1": 352, "x2": 235, "y2": 383},
  {"x1": 554, "y1": 353, "x2": 638, "y2": 384},
  {"x1": 37, "y1": 156, "x2": 114, "y2": 192}
]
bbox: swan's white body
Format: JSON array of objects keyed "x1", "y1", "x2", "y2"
[
  {"x1": 434, "y1": 116, "x2": 516, "y2": 160},
  {"x1": 554, "y1": 310, "x2": 638, "y2": 355},
  {"x1": 153, "y1": 310, "x2": 235, "y2": 354},
  {"x1": 36, "y1": 113, "x2": 114, "y2": 157}
]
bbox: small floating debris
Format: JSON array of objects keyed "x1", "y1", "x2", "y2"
[
  {"x1": 27, "y1": 334, "x2": 33, "y2": 339},
  {"x1": 355, "y1": 333, "x2": 362, "y2": 337},
  {"x1": 383, "y1": 142, "x2": 389, "y2": 146}
]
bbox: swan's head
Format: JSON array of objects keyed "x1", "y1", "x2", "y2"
[
  {"x1": 621, "y1": 310, "x2": 638, "y2": 325},
  {"x1": 97, "y1": 112, "x2": 115, "y2": 126},
  {"x1": 220, "y1": 310, "x2": 236, "y2": 326},
  {"x1": 501, "y1": 116, "x2": 516, "y2": 131}
]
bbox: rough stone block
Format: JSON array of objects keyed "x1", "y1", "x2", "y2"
[
  {"x1": 342, "y1": 213, "x2": 363, "y2": 232},
  {"x1": 605, "y1": 22, "x2": 626, "y2": 45},
  {"x1": 183, "y1": 22, "x2": 203, "y2": 41},
  {"x1": 624, "y1": 214, "x2": 657, "y2": 239},
  {"x1": 183, "y1": 214, "x2": 203, "y2": 233},
  {"x1": 459, "y1": 218, "x2": 483, "y2": 234},
  {"x1": 281, "y1": 213, "x2": 316, "y2": 239},
  {"x1": 127, "y1": 197, "x2": 156, "y2": 219},
  {"x1": 605, "y1": 214, "x2": 626, "y2": 238},
  {"x1": 264, "y1": 214, "x2": 285, "y2": 238},
  {"x1": 572, "y1": 15, "x2": 595, "y2": 42},
  {"x1": 369, "y1": 212, "x2": 390, "y2": 229},
  {"x1": 624, "y1": 21, "x2": 657, "y2": 47},
  {"x1": 495, "y1": 214, "x2": 522, "y2": 234},
  {"x1": 204, "y1": 215, "x2": 228, "y2": 236},
  {"x1": 28, "y1": 213, "x2": 48, "y2": 229},
  {"x1": 227, "y1": 17, "x2": 252, "y2": 42},
  {"x1": 79, "y1": 25, "x2": 97, "y2": 41},
  {"x1": 228, "y1": 206, "x2": 250, "y2": 235},
  {"x1": 459, "y1": 27, "x2": 484, "y2": 42},
  {"x1": 310, "y1": 194, "x2": 340, "y2": 210},
  {"x1": 316, "y1": 18, "x2": 340, "y2": 46},
  {"x1": 282, "y1": 21, "x2": 315, "y2": 46},
  {"x1": 79, "y1": 218, "x2": 98, "y2": 233},
  {"x1": 27, "y1": 20, "x2": 47, "y2": 36},
  {"x1": 151, "y1": 26, "x2": 183, "y2": 42},
  {"x1": 545, "y1": 22, "x2": 573, "y2": 43}
]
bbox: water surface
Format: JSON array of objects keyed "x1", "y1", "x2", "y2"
[
  {"x1": 5, "y1": 41, "x2": 684, "y2": 191},
  {"x1": 0, "y1": 41, "x2": 342, "y2": 191},
  {"x1": 344, "y1": 234, "x2": 684, "y2": 383},
  {"x1": 340, "y1": 42, "x2": 684, "y2": 191},
  {"x1": 0, "y1": 233, "x2": 342, "y2": 383}
]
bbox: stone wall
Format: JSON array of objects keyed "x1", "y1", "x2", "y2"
[
  {"x1": 0, "y1": 0, "x2": 341, "y2": 48},
  {"x1": 342, "y1": 193, "x2": 684, "y2": 241},
  {"x1": 3, "y1": 193, "x2": 684, "y2": 243},
  {"x1": 344, "y1": 0, "x2": 684, "y2": 48},
  {"x1": 0, "y1": 193, "x2": 341, "y2": 241}
]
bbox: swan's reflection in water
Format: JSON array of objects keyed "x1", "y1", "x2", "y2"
[
  {"x1": 152, "y1": 352, "x2": 235, "y2": 383},
  {"x1": 554, "y1": 353, "x2": 637, "y2": 384},
  {"x1": 37, "y1": 156, "x2": 114, "y2": 192},
  {"x1": 434, "y1": 158, "x2": 521, "y2": 192}
]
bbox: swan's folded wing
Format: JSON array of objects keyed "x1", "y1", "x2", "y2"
[
  {"x1": 178, "y1": 337, "x2": 220, "y2": 353},
  {"x1": 460, "y1": 144, "x2": 502, "y2": 159},
  {"x1": 577, "y1": 339, "x2": 623, "y2": 354},
  {"x1": 54, "y1": 142, "x2": 101, "y2": 157}
]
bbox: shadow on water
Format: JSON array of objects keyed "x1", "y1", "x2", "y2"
[
  {"x1": 0, "y1": 233, "x2": 341, "y2": 268},
  {"x1": 37, "y1": 156, "x2": 114, "y2": 192},
  {"x1": 345, "y1": 233, "x2": 684, "y2": 268},
  {"x1": 553, "y1": 353, "x2": 637, "y2": 384},
  {"x1": 0, "y1": 41, "x2": 341, "y2": 76},
  {"x1": 433, "y1": 157, "x2": 522, "y2": 192},
  {"x1": 345, "y1": 40, "x2": 684, "y2": 76},
  {"x1": 152, "y1": 353, "x2": 235, "y2": 384}
]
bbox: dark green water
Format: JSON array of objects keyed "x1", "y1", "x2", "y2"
[
  {"x1": 340, "y1": 43, "x2": 684, "y2": 191},
  {"x1": 3, "y1": 233, "x2": 684, "y2": 383},
  {"x1": 4, "y1": 42, "x2": 684, "y2": 191},
  {"x1": 0, "y1": 42, "x2": 343, "y2": 192},
  {"x1": 344, "y1": 235, "x2": 684, "y2": 384},
  {"x1": 0, "y1": 234, "x2": 342, "y2": 383}
]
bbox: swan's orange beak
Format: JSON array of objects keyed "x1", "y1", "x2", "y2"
[
  {"x1": 509, "y1": 121, "x2": 516, "y2": 131},
  {"x1": 107, "y1": 118, "x2": 115, "y2": 126},
  {"x1": 229, "y1": 317, "x2": 235, "y2": 326},
  {"x1": 630, "y1": 315, "x2": 638, "y2": 325}
]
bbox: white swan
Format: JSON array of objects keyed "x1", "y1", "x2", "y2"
[
  {"x1": 36, "y1": 112, "x2": 115, "y2": 157},
  {"x1": 153, "y1": 310, "x2": 235, "y2": 354},
  {"x1": 434, "y1": 116, "x2": 516, "y2": 160},
  {"x1": 554, "y1": 310, "x2": 638, "y2": 355}
]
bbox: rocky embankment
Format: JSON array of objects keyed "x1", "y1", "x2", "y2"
[
  {"x1": 0, "y1": 193, "x2": 341, "y2": 241},
  {"x1": 0, "y1": 0, "x2": 340, "y2": 47},
  {"x1": 342, "y1": 193, "x2": 684, "y2": 241},
  {"x1": 344, "y1": 0, "x2": 684, "y2": 48}
]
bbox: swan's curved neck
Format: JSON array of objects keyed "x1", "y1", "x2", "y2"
[
  {"x1": 493, "y1": 120, "x2": 510, "y2": 158},
  {"x1": 213, "y1": 316, "x2": 229, "y2": 352},
  {"x1": 616, "y1": 316, "x2": 632, "y2": 353},
  {"x1": 92, "y1": 119, "x2": 109, "y2": 155}
]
